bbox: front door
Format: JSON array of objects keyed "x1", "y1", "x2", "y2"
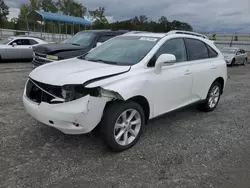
[
  {"x1": 150, "y1": 38, "x2": 193, "y2": 117},
  {"x1": 7, "y1": 39, "x2": 32, "y2": 59}
]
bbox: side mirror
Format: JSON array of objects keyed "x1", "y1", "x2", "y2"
[
  {"x1": 96, "y1": 42, "x2": 103, "y2": 47},
  {"x1": 12, "y1": 43, "x2": 17, "y2": 47},
  {"x1": 155, "y1": 54, "x2": 176, "y2": 74}
]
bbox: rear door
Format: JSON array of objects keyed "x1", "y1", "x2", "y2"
[
  {"x1": 239, "y1": 49, "x2": 246, "y2": 63},
  {"x1": 185, "y1": 38, "x2": 220, "y2": 101},
  {"x1": 235, "y1": 50, "x2": 242, "y2": 64}
]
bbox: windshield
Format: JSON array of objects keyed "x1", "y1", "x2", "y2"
[
  {"x1": 60, "y1": 38, "x2": 70, "y2": 43},
  {"x1": 221, "y1": 48, "x2": 237, "y2": 54},
  {"x1": 66, "y1": 32, "x2": 96, "y2": 46},
  {"x1": 82, "y1": 36, "x2": 160, "y2": 65},
  {"x1": 0, "y1": 38, "x2": 12, "y2": 45}
]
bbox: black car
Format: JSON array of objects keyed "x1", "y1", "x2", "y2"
[{"x1": 32, "y1": 30, "x2": 129, "y2": 67}]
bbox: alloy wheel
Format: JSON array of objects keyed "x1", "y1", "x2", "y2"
[
  {"x1": 208, "y1": 85, "x2": 220, "y2": 109},
  {"x1": 114, "y1": 109, "x2": 141, "y2": 146}
]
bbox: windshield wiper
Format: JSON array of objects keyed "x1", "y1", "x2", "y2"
[
  {"x1": 71, "y1": 43, "x2": 81, "y2": 46},
  {"x1": 87, "y1": 59, "x2": 118, "y2": 65}
]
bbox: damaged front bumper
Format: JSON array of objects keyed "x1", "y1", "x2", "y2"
[{"x1": 23, "y1": 93, "x2": 110, "y2": 135}]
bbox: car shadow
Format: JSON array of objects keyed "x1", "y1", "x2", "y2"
[{"x1": 32, "y1": 102, "x2": 202, "y2": 155}]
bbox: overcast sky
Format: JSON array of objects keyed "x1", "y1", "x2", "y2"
[{"x1": 5, "y1": 0, "x2": 250, "y2": 33}]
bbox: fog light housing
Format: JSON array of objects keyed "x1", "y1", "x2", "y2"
[{"x1": 46, "y1": 55, "x2": 58, "y2": 60}]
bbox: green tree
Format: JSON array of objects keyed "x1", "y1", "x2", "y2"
[
  {"x1": 139, "y1": 15, "x2": 147, "y2": 23},
  {"x1": 18, "y1": 4, "x2": 30, "y2": 21},
  {"x1": 89, "y1": 7, "x2": 108, "y2": 24},
  {"x1": 41, "y1": 0, "x2": 58, "y2": 12},
  {"x1": 0, "y1": 0, "x2": 9, "y2": 25},
  {"x1": 71, "y1": 1, "x2": 86, "y2": 17},
  {"x1": 30, "y1": 0, "x2": 40, "y2": 10},
  {"x1": 57, "y1": 0, "x2": 86, "y2": 17}
]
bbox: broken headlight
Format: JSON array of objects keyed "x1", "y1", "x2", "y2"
[{"x1": 61, "y1": 85, "x2": 100, "y2": 102}]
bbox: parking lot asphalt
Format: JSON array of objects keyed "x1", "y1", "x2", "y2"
[{"x1": 0, "y1": 62, "x2": 250, "y2": 188}]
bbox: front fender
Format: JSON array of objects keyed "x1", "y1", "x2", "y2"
[{"x1": 87, "y1": 75, "x2": 155, "y2": 118}]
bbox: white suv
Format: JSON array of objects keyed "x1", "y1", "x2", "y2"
[{"x1": 23, "y1": 30, "x2": 227, "y2": 152}]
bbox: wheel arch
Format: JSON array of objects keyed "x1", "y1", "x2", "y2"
[
  {"x1": 103, "y1": 95, "x2": 150, "y2": 124},
  {"x1": 127, "y1": 95, "x2": 150, "y2": 124},
  {"x1": 214, "y1": 77, "x2": 224, "y2": 94}
]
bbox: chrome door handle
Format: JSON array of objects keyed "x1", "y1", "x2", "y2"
[
  {"x1": 211, "y1": 64, "x2": 217, "y2": 69},
  {"x1": 184, "y1": 69, "x2": 191, "y2": 75}
]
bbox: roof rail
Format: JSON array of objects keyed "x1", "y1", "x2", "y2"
[
  {"x1": 123, "y1": 31, "x2": 150, "y2": 35},
  {"x1": 16, "y1": 35, "x2": 44, "y2": 40},
  {"x1": 167, "y1": 30, "x2": 208, "y2": 39}
]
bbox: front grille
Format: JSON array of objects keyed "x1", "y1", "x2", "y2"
[
  {"x1": 34, "y1": 57, "x2": 50, "y2": 64},
  {"x1": 32, "y1": 53, "x2": 53, "y2": 67},
  {"x1": 34, "y1": 52, "x2": 47, "y2": 58},
  {"x1": 26, "y1": 79, "x2": 63, "y2": 104}
]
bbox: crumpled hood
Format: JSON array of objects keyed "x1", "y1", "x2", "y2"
[
  {"x1": 32, "y1": 43, "x2": 84, "y2": 54},
  {"x1": 29, "y1": 58, "x2": 131, "y2": 86}
]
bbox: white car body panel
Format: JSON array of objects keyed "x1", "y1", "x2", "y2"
[
  {"x1": 23, "y1": 91, "x2": 110, "y2": 134},
  {"x1": 23, "y1": 32, "x2": 228, "y2": 134},
  {"x1": 0, "y1": 37, "x2": 47, "y2": 60},
  {"x1": 29, "y1": 58, "x2": 130, "y2": 85}
]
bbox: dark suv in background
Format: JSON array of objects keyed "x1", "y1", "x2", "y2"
[{"x1": 32, "y1": 29, "x2": 129, "y2": 68}]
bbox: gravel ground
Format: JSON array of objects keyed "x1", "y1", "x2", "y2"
[{"x1": 0, "y1": 62, "x2": 250, "y2": 188}]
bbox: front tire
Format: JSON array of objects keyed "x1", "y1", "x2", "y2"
[
  {"x1": 229, "y1": 58, "x2": 235, "y2": 66},
  {"x1": 100, "y1": 100, "x2": 145, "y2": 152},
  {"x1": 199, "y1": 81, "x2": 222, "y2": 112}
]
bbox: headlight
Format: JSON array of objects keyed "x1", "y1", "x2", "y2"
[
  {"x1": 46, "y1": 55, "x2": 58, "y2": 60},
  {"x1": 224, "y1": 56, "x2": 232, "y2": 60},
  {"x1": 61, "y1": 85, "x2": 100, "y2": 102}
]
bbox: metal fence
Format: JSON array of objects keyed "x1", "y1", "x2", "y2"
[
  {"x1": 206, "y1": 33, "x2": 250, "y2": 42},
  {"x1": 214, "y1": 41, "x2": 250, "y2": 51},
  {"x1": 1, "y1": 28, "x2": 250, "y2": 58},
  {"x1": 0, "y1": 28, "x2": 72, "y2": 42}
]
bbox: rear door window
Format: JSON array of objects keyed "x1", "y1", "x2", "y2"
[
  {"x1": 29, "y1": 39, "x2": 38, "y2": 45},
  {"x1": 185, "y1": 38, "x2": 209, "y2": 60}
]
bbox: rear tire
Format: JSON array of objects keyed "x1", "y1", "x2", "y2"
[
  {"x1": 199, "y1": 81, "x2": 222, "y2": 112},
  {"x1": 100, "y1": 100, "x2": 145, "y2": 152},
  {"x1": 242, "y1": 58, "x2": 247, "y2": 66}
]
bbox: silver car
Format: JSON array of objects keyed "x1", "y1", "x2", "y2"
[
  {"x1": 221, "y1": 47, "x2": 248, "y2": 66},
  {"x1": 0, "y1": 36, "x2": 47, "y2": 60}
]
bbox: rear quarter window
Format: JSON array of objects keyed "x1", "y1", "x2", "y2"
[
  {"x1": 29, "y1": 39, "x2": 38, "y2": 45},
  {"x1": 206, "y1": 45, "x2": 218, "y2": 58}
]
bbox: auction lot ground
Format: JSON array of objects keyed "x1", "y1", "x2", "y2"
[{"x1": 0, "y1": 62, "x2": 250, "y2": 188}]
